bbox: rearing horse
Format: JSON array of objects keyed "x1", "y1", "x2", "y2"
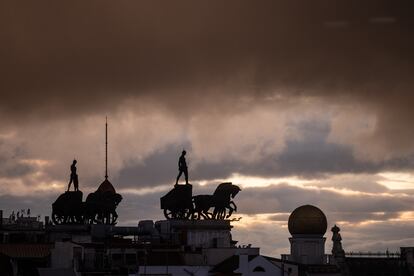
[{"x1": 192, "y1": 182, "x2": 241, "y2": 220}]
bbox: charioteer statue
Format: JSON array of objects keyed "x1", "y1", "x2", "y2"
[
  {"x1": 67, "y1": 159, "x2": 79, "y2": 192},
  {"x1": 176, "y1": 150, "x2": 189, "y2": 185}
]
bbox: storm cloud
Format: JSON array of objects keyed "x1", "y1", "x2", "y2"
[{"x1": 0, "y1": 1, "x2": 413, "y2": 162}]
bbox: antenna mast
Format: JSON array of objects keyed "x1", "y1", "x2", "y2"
[{"x1": 105, "y1": 116, "x2": 108, "y2": 180}]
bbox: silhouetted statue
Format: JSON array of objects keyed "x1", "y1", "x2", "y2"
[
  {"x1": 331, "y1": 224, "x2": 349, "y2": 274},
  {"x1": 51, "y1": 188, "x2": 122, "y2": 225},
  {"x1": 193, "y1": 182, "x2": 241, "y2": 220},
  {"x1": 52, "y1": 191, "x2": 84, "y2": 224},
  {"x1": 161, "y1": 183, "x2": 193, "y2": 219},
  {"x1": 332, "y1": 224, "x2": 345, "y2": 256},
  {"x1": 175, "y1": 150, "x2": 189, "y2": 185},
  {"x1": 67, "y1": 159, "x2": 79, "y2": 192},
  {"x1": 160, "y1": 182, "x2": 241, "y2": 220},
  {"x1": 84, "y1": 189, "x2": 123, "y2": 225}
]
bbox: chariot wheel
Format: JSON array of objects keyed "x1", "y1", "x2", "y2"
[
  {"x1": 164, "y1": 208, "x2": 192, "y2": 220},
  {"x1": 52, "y1": 211, "x2": 64, "y2": 225},
  {"x1": 176, "y1": 209, "x2": 191, "y2": 219},
  {"x1": 109, "y1": 212, "x2": 118, "y2": 225},
  {"x1": 163, "y1": 208, "x2": 176, "y2": 220},
  {"x1": 94, "y1": 213, "x2": 104, "y2": 224},
  {"x1": 74, "y1": 215, "x2": 84, "y2": 224}
]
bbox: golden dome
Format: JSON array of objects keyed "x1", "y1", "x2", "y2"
[{"x1": 288, "y1": 205, "x2": 327, "y2": 236}]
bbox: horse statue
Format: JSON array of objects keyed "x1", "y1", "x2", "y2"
[
  {"x1": 85, "y1": 191, "x2": 122, "y2": 225},
  {"x1": 192, "y1": 182, "x2": 241, "y2": 220}
]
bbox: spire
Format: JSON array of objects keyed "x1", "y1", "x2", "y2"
[
  {"x1": 105, "y1": 116, "x2": 108, "y2": 180},
  {"x1": 97, "y1": 116, "x2": 116, "y2": 194}
]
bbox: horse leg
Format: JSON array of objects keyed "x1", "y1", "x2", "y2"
[
  {"x1": 221, "y1": 209, "x2": 226, "y2": 219},
  {"x1": 230, "y1": 201, "x2": 237, "y2": 212},
  {"x1": 202, "y1": 207, "x2": 212, "y2": 219},
  {"x1": 215, "y1": 208, "x2": 225, "y2": 219},
  {"x1": 207, "y1": 211, "x2": 214, "y2": 219},
  {"x1": 226, "y1": 206, "x2": 234, "y2": 218},
  {"x1": 112, "y1": 211, "x2": 118, "y2": 224},
  {"x1": 193, "y1": 196, "x2": 202, "y2": 220}
]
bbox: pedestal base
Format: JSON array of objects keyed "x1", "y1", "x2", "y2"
[{"x1": 289, "y1": 235, "x2": 326, "y2": 264}]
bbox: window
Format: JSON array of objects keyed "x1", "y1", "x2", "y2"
[{"x1": 253, "y1": 266, "x2": 265, "y2": 272}]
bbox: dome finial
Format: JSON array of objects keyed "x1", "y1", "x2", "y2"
[{"x1": 105, "y1": 116, "x2": 108, "y2": 180}]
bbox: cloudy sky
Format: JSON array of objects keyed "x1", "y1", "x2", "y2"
[{"x1": 1, "y1": 0, "x2": 414, "y2": 256}]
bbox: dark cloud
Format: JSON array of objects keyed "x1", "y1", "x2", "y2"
[
  {"x1": 113, "y1": 120, "x2": 414, "y2": 190},
  {"x1": 115, "y1": 143, "x2": 190, "y2": 187},
  {"x1": 0, "y1": 156, "x2": 33, "y2": 179},
  {"x1": 268, "y1": 213, "x2": 290, "y2": 222},
  {"x1": 331, "y1": 211, "x2": 398, "y2": 223},
  {"x1": 0, "y1": 139, "x2": 34, "y2": 178},
  {"x1": 311, "y1": 179, "x2": 389, "y2": 194},
  {"x1": 338, "y1": 221, "x2": 414, "y2": 252},
  {"x1": 116, "y1": 192, "x2": 165, "y2": 225},
  {"x1": 1, "y1": 1, "x2": 414, "y2": 125},
  {"x1": 273, "y1": 120, "x2": 414, "y2": 177},
  {"x1": 0, "y1": 1, "x2": 414, "y2": 167},
  {"x1": 237, "y1": 184, "x2": 414, "y2": 216}
]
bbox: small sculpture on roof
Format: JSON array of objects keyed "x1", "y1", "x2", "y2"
[
  {"x1": 332, "y1": 224, "x2": 345, "y2": 256},
  {"x1": 161, "y1": 181, "x2": 241, "y2": 220},
  {"x1": 176, "y1": 150, "x2": 189, "y2": 185},
  {"x1": 67, "y1": 159, "x2": 79, "y2": 192}
]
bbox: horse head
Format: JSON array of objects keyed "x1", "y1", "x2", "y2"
[
  {"x1": 230, "y1": 185, "x2": 241, "y2": 199},
  {"x1": 114, "y1": 193, "x2": 123, "y2": 206},
  {"x1": 214, "y1": 182, "x2": 241, "y2": 200}
]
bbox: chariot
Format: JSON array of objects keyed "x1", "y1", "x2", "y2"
[
  {"x1": 52, "y1": 191, "x2": 84, "y2": 224},
  {"x1": 160, "y1": 184, "x2": 193, "y2": 219}
]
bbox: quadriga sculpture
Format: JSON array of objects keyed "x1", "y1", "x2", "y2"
[
  {"x1": 51, "y1": 178, "x2": 122, "y2": 225},
  {"x1": 53, "y1": 123, "x2": 123, "y2": 225},
  {"x1": 160, "y1": 182, "x2": 241, "y2": 220}
]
